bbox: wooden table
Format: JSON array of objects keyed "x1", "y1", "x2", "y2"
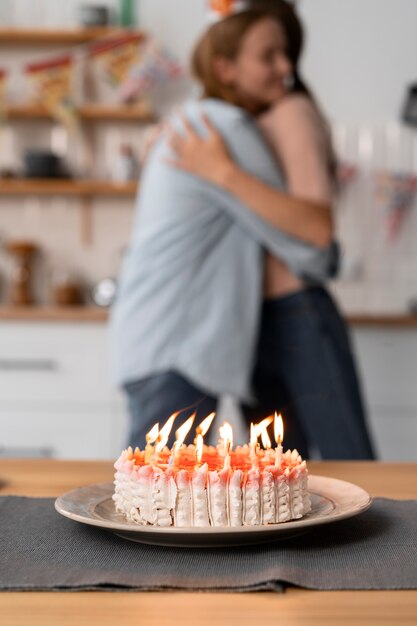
[{"x1": 1, "y1": 460, "x2": 416, "y2": 626}]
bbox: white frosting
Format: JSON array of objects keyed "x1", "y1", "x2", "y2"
[
  {"x1": 151, "y1": 467, "x2": 177, "y2": 527},
  {"x1": 208, "y1": 469, "x2": 229, "y2": 527},
  {"x1": 192, "y1": 464, "x2": 211, "y2": 527},
  {"x1": 113, "y1": 452, "x2": 311, "y2": 527},
  {"x1": 112, "y1": 470, "x2": 146, "y2": 525},
  {"x1": 243, "y1": 468, "x2": 261, "y2": 526},
  {"x1": 276, "y1": 471, "x2": 290, "y2": 523},
  {"x1": 228, "y1": 469, "x2": 243, "y2": 527},
  {"x1": 261, "y1": 469, "x2": 275, "y2": 525},
  {"x1": 300, "y1": 461, "x2": 312, "y2": 516},
  {"x1": 289, "y1": 467, "x2": 304, "y2": 520},
  {"x1": 175, "y1": 469, "x2": 192, "y2": 527}
]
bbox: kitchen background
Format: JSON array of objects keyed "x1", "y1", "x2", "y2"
[{"x1": 0, "y1": 0, "x2": 416, "y2": 460}]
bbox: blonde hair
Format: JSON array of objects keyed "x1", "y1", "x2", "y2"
[
  {"x1": 191, "y1": 10, "x2": 268, "y2": 106},
  {"x1": 192, "y1": 5, "x2": 338, "y2": 183}
]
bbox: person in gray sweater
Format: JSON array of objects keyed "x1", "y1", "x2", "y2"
[{"x1": 110, "y1": 5, "x2": 375, "y2": 459}]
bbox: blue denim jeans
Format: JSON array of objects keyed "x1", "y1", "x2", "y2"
[{"x1": 124, "y1": 286, "x2": 376, "y2": 460}]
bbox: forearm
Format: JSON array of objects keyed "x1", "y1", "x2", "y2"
[
  {"x1": 207, "y1": 182, "x2": 339, "y2": 282},
  {"x1": 217, "y1": 163, "x2": 333, "y2": 248}
]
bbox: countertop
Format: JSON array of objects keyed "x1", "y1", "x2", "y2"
[
  {"x1": 1, "y1": 306, "x2": 417, "y2": 326},
  {"x1": 0, "y1": 459, "x2": 416, "y2": 626}
]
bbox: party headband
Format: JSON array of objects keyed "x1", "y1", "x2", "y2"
[{"x1": 207, "y1": 0, "x2": 251, "y2": 23}]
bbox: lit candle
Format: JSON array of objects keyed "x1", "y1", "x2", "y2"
[
  {"x1": 257, "y1": 416, "x2": 273, "y2": 450},
  {"x1": 172, "y1": 413, "x2": 195, "y2": 468},
  {"x1": 144, "y1": 423, "x2": 159, "y2": 463},
  {"x1": 274, "y1": 413, "x2": 284, "y2": 468},
  {"x1": 152, "y1": 412, "x2": 178, "y2": 465},
  {"x1": 194, "y1": 412, "x2": 215, "y2": 444},
  {"x1": 195, "y1": 433, "x2": 204, "y2": 467},
  {"x1": 219, "y1": 422, "x2": 233, "y2": 470},
  {"x1": 249, "y1": 422, "x2": 259, "y2": 468}
]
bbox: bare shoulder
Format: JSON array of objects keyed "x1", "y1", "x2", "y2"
[
  {"x1": 265, "y1": 93, "x2": 322, "y2": 128},
  {"x1": 276, "y1": 92, "x2": 315, "y2": 111},
  {"x1": 260, "y1": 94, "x2": 330, "y2": 157},
  {"x1": 260, "y1": 94, "x2": 335, "y2": 201}
]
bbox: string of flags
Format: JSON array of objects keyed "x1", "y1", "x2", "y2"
[
  {"x1": 339, "y1": 163, "x2": 417, "y2": 244},
  {"x1": 374, "y1": 172, "x2": 417, "y2": 243},
  {"x1": 0, "y1": 32, "x2": 185, "y2": 131},
  {"x1": 1, "y1": 30, "x2": 415, "y2": 244},
  {"x1": 25, "y1": 54, "x2": 79, "y2": 132}
]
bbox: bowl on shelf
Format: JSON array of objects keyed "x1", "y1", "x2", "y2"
[
  {"x1": 78, "y1": 4, "x2": 111, "y2": 26},
  {"x1": 23, "y1": 151, "x2": 68, "y2": 179}
]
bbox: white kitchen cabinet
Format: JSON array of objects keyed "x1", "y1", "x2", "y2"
[
  {"x1": 0, "y1": 408, "x2": 112, "y2": 459},
  {"x1": 351, "y1": 328, "x2": 417, "y2": 461},
  {"x1": 0, "y1": 322, "x2": 129, "y2": 460},
  {"x1": 0, "y1": 321, "x2": 416, "y2": 461}
]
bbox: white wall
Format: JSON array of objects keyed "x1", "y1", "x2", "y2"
[
  {"x1": 299, "y1": 0, "x2": 417, "y2": 124},
  {"x1": 139, "y1": 0, "x2": 417, "y2": 124},
  {"x1": 2, "y1": 0, "x2": 416, "y2": 123},
  {"x1": 139, "y1": 0, "x2": 206, "y2": 65},
  {"x1": 1, "y1": 0, "x2": 417, "y2": 310}
]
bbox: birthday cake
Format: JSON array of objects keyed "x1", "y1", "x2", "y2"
[{"x1": 113, "y1": 413, "x2": 311, "y2": 528}]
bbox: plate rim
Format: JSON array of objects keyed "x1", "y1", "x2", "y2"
[{"x1": 55, "y1": 474, "x2": 372, "y2": 535}]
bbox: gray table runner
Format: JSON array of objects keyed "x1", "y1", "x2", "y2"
[{"x1": 0, "y1": 496, "x2": 416, "y2": 592}]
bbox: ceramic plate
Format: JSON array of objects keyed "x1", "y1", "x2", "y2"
[{"x1": 55, "y1": 475, "x2": 372, "y2": 547}]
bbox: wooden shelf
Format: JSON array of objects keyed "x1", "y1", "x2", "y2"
[
  {"x1": 0, "y1": 27, "x2": 144, "y2": 45},
  {"x1": 0, "y1": 306, "x2": 108, "y2": 322},
  {"x1": 6, "y1": 102, "x2": 155, "y2": 122},
  {"x1": 0, "y1": 179, "x2": 138, "y2": 196},
  {"x1": 1, "y1": 307, "x2": 417, "y2": 326},
  {"x1": 347, "y1": 314, "x2": 417, "y2": 327}
]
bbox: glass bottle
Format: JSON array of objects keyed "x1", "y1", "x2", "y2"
[{"x1": 119, "y1": 0, "x2": 136, "y2": 27}]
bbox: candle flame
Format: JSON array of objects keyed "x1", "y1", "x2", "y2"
[
  {"x1": 196, "y1": 433, "x2": 204, "y2": 464},
  {"x1": 173, "y1": 412, "x2": 196, "y2": 456},
  {"x1": 219, "y1": 421, "x2": 233, "y2": 453},
  {"x1": 250, "y1": 422, "x2": 258, "y2": 447},
  {"x1": 256, "y1": 415, "x2": 274, "y2": 430},
  {"x1": 196, "y1": 412, "x2": 216, "y2": 437},
  {"x1": 274, "y1": 412, "x2": 284, "y2": 444},
  {"x1": 255, "y1": 415, "x2": 273, "y2": 449},
  {"x1": 154, "y1": 411, "x2": 179, "y2": 454},
  {"x1": 146, "y1": 423, "x2": 159, "y2": 445},
  {"x1": 261, "y1": 429, "x2": 271, "y2": 449}
]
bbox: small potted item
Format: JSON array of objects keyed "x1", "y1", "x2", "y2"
[
  {"x1": 92, "y1": 277, "x2": 116, "y2": 308},
  {"x1": 5, "y1": 240, "x2": 37, "y2": 306},
  {"x1": 111, "y1": 144, "x2": 140, "y2": 182},
  {"x1": 51, "y1": 270, "x2": 83, "y2": 307}
]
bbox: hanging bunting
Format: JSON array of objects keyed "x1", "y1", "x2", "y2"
[
  {"x1": 0, "y1": 32, "x2": 184, "y2": 114},
  {"x1": 337, "y1": 162, "x2": 358, "y2": 192},
  {"x1": 25, "y1": 55, "x2": 79, "y2": 132},
  {"x1": 89, "y1": 33, "x2": 144, "y2": 88},
  {"x1": 374, "y1": 171, "x2": 417, "y2": 243},
  {"x1": 119, "y1": 37, "x2": 185, "y2": 103}
]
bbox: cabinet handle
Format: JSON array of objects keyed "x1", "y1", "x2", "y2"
[{"x1": 0, "y1": 359, "x2": 59, "y2": 372}]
